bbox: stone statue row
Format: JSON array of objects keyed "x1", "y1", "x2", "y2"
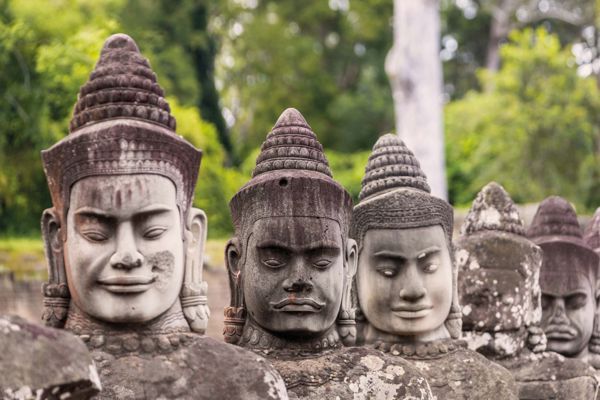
[{"x1": 1, "y1": 33, "x2": 599, "y2": 400}]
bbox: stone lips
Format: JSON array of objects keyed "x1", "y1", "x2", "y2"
[
  {"x1": 460, "y1": 181, "x2": 525, "y2": 237},
  {"x1": 359, "y1": 133, "x2": 430, "y2": 201},
  {"x1": 42, "y1": 34, "x2": 202, "y2": 216},
  {"x1": 70, "y1": 33, "x2": 175, "y2": 133},
  {"x1": 230, "y1": 108, "x2": 352, "y2": 239}
]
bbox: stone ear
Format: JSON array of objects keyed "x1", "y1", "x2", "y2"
[
  {"x1": 181, "y1": 208, "x2": 210, "y2": 334},
  {"x1": 338, "y1": 238, "x2": 358, "y2": 346},
  {"x1": 224, "y1": 237, "x2": 246, "y2": 344},
  {"x1": 225, "y1": 238, "x2": 241, "y2": 275},
  {"x1": 40, "y1": 208, "x2": 70, "y2": 328},
  {"x1": 345, "y1": 238, "x2": 358, "y2": 278}
]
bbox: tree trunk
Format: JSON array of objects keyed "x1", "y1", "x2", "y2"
[{"x1": 386, "y1": 0, "x2": 447, "y2": 199}]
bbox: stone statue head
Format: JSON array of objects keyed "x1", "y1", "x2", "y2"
[
  {"x1": 582, "y1": 207, "x2": 600, "y2": 360},
  {"x1": 527, "y1": 196, "x2": 598, "y2": 358},
  {"x1": 224, "y1": 108, "x2": 357, "y2": 346},
  {"x1": 456, "y1": 182, "x2": 545, "y2": 358},
  {"x1": 351, "y1": 134, "x2": 460, "y2": 342},
  {"x1": 40, "y1": 34, "x2": 209, "y2": 333}
]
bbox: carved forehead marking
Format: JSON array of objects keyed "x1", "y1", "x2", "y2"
[
  {"x1": 253, "y1": 217, "x2": 342, "y2": 249},
  {"x1": 70, "y1": 174, "x2": 177, "y2": 213}
]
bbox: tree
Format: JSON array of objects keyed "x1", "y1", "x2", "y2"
[
  {"x1": 446, "y1": 28, "x2": 600, "y2": 210},
  {"x1": 386, "y1": 0, "x2": 447, "y2": 198}
]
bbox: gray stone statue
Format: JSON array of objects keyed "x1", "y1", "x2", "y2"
[
  {"x1": 225, "y1": 108, "x2": 434, "y2": 399},
  {"x1": 457, "y1": 182, "x2": 599, "y2": 399},
  {"x1": 40, "y1": 33, "x2": 287, "y2": 400},
  {"x1": 583, "y1": 206, "x2": 600, "y2": 369},
  {"x1": 527, "y1": 196, "x2": 599, "y2": 365},
  {"x1": 351, "y1": 134, "x2": 518, "y2": 399}
]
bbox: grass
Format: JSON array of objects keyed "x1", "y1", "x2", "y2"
[{"x1": 0, "y1": 237, "x2": 47, "y2": 281}]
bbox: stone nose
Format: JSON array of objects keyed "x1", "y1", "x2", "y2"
[
  {"x1": 109, "y1": 222, "x2": 143, "y2": 270},
  {"x1": 399, "y1": 264, "x2": 426, "y2": 302},
  {"x1": 548, "y1": 299, "x2": 569, "y2": 324},
  {"x1": 283, "y1": 279, "x2": 314, "y2": 293}
]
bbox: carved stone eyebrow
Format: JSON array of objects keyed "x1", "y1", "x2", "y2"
[
  {"x1": 74, "y1": 207, "x2": 112, "y2": 219},
  {"x1": 374, "y1": 246, "x2": 440, "y2": 260},
  {"x1": 256, "y1": 239, "x2": 340, "y2": 252}
]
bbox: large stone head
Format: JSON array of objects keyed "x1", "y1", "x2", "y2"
[
  {"x1": 583, "y1": 207, "x2": 600, "y2": 362},
  {"x1": 527, "y1": 196, "x2": 598, "y2": 358},
  {"x1": 456, "y1": 182, "x2": 544, "y2": 358},
  {"x1": 41, "y1": 34, "x2": 208, "y2": 332},
  {"x1": 224, "y1": 108, "x2": 356, "y2": 345},
  {"x1": 351, "y1": 134, "x2": 459, "y2": 342}
]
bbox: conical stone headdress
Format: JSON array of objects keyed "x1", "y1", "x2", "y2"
[
  {"x1": 42, "y1": 33, "x2": 201, "y2": 217},
  {"x1": 351, "y1": 134, "x2": 459, "y2": 338},
  {"x1": 460, "y1": 182, "x2": 525, "y2": 237},
  {"x1": 351, "y1": 134, "x2": 453, "y2": 245},
  {"x1": 229, "y1": 108, "x2": 352, "y2": 241}
]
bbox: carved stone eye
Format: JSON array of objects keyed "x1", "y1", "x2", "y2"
[
  {"x1": 263, "y1": 258, "x2": 284, "y2": 268},
  {"x1": 313, "y1": 259, "x2": 331, "y2": 269}
]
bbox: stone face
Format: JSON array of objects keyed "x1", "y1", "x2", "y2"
[
  {"x1": 39, "y1": 33, "x2": 288, "y2": 399},
  {"x1": 226, "y1": 110, "x2": 433, "y2": 399},
  {"x1": 352, "y1": 139, "x2": 517, "y2": 399},
  {"x1": 0, "y1": 315, "x2": 101, "y2": 399},
  {"x1": 527, "y1": 196, "x2": 598, "y2": 360},
  {"x1": 457, "y1": 184, "x2": 599, "y2": 399}
]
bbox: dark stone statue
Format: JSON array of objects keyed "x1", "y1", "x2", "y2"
[
  {"x1": 584, "y1": 207, "x2": 600, "y2": 369},
  {"x1": 351, "y1": 134, "x2": 518, "y2": 399},
  {"x1": 457, "y1": 182, "x2": 599, "y2": 399},
  {"x1": 40, "y1": 33, "x2": 287, "y2": 400},
  {"x1": 0, "y1": 315, "x2": 101, "y2": 399},
  {"x1": 527, "y1": 196, "x2": 599, "y2": 363},
  {"x1": 225, "y1": 109, "x2": 434, "y2": 399}
]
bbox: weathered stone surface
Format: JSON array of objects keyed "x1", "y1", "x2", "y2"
[
  {"x1": 0, "y1": 315, "x2": 101, "y2": 399},
  {"x1": 266, "y1": 346, "x2": 432, "y2": 400},
  {"x1": 457, "y1": 182, "x2": 543, "y2": 358},
  {"x1": 226, "y1": 110, "x2": 433, "y2": 399},
  {"x1": 39, "y1": 33, "x2": 289, "y2": 399},
  {"x1": 374, "y1": 340, "x2": 517, "y2": 400},
  {"x1": 352, "y1": 139, "x2": 517, "y2": 400},
  {"x1": 84, "y1": 333, "x2": 286, "y2": 400},
  {"x1": 497, "y1": 350, "x2": 600, "y2": 400},
  {"x1": 457, "y1": 183, "x2": 600, "y2": 399}
]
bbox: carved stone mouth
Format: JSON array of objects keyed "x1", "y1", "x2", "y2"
[
  {"x1": 97, "y1": 275, "x2": 156, "y2": 294},
  {"x1": 270, "y1": 297, "x2": 325, "y2": 312},
  {"x1": 391, "y1": 304, "x2": 433, "y2": 319},
  {"x1": 545, "y1": 325, "x2": 577, "y2": 340}
]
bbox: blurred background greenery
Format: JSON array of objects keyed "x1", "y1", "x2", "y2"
[{"x1": 1, "y1": 0, "x2": 600, "y2": 240}]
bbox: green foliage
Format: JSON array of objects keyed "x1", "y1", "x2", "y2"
[
  {"x1": 446, "y1": 28, "x2": 600, "y2": 210},
  {"x1": 168, "y1": 98, "x2": 244, "y2": 238},
  {"x1": 326, "y1": 150, "x2": 370, "y2": 202},
  {"x1": 216, "y1": 0, "x2": 394, "y2": 157}
]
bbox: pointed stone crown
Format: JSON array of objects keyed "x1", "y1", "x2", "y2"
[
  {"x1": 359, "y1": 133, "x2": 429, "y2": 201},
  {"x1": 527, "y1": 196, "x2": 584, "y2": 242},
  {"x1": 252, "y1": 108, "x2": 331, "y2": 178},
  {"x1": 42, "y1": 34, "x2": 201, "y2": 217},
  {"x1": 584, "y1": 207, "x2": 600, "y2": 251},
  {"x1": 461, "y1": 182, "x2": 525, "y2": 237},
  {"x1": 70, "y1": 33, "x2": 175, "y2": 133},
  {"x1": 230, "y1": 108, "x2": 352, "y2": 239}
]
